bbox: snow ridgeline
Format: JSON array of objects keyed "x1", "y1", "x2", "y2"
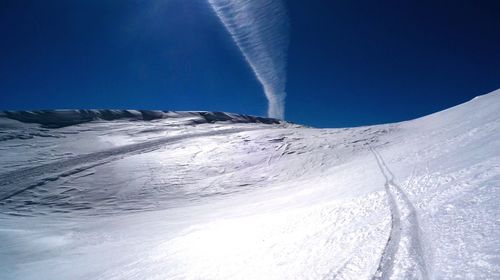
[{"x1": 0, "y1": 109, "x2": 284, "y2": 128}]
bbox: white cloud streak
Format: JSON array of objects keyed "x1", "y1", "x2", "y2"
[{"x1": 208, "y1": 0, "x2": 289, "y2": 119}]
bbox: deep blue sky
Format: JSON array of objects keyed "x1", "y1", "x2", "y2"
[{"x1": 1, "y1": 0, "x2": 499, "y2": 127}]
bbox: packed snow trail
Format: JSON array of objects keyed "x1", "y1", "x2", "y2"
[
  {"x1": 371, "y1": 148, "x2": 429, "y2": 280},
  {"x1": 0, "y1": 127, "x2": 256, "y2": 201}
]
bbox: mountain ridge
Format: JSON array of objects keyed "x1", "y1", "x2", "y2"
[{"x1": 0, "y1": 109, "x2": 284, "y2": 128}]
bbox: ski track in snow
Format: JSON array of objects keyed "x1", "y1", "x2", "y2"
[
  {"x1": 371, "y1": 148, "x2": 429, "y2": 280},
  {"x1": 0, "y1": 127, "x2": 256, "y2": 202}
]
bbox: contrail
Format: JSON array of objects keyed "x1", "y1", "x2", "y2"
[{"x1": 207, "y1": 0, "x2": 290, "y2": 119}]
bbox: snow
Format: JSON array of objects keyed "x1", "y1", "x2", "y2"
[{"x1": 0, "y1": 89, "x2": 499, "y2": 279}]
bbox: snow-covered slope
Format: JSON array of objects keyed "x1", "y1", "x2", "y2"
[{"x1": 0, "y1": 90, "x2": 499, "y2": 279}]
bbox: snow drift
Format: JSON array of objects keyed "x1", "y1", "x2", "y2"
[{"x1": 0, "y1": 89, "x2": 499, "y2": 279}]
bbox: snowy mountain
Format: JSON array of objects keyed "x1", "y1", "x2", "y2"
[{"x1": 0, "y1": 90, "x2": 499, "y2": 280}]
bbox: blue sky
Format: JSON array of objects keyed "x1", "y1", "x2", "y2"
[{"x1": 1, "y1": 0, "x2": 499, "y2": 127}]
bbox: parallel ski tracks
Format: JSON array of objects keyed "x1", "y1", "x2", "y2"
[{"x1": 371, "y1": 148, "x2": 429, "y2": 280}]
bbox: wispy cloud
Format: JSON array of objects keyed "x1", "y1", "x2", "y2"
[{"x1": 208, "y1": 0, "x2": 289, "y2": 119}]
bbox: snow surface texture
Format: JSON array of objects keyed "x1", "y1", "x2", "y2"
[
  {"x1": 208, "y1": 0, "x2": 289, "y2": 119},
  {"x1": 0, "y1": 90, "x2": 499, "y2": 279}
]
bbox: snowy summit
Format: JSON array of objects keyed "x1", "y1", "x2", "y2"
[{"x1": 0, "y1": 89, "x2": 499, "y2": 279}]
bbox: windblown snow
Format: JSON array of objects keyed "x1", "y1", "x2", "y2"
[{"x1": 1, "y1": 90, "x2": 499, "y2": 279}]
